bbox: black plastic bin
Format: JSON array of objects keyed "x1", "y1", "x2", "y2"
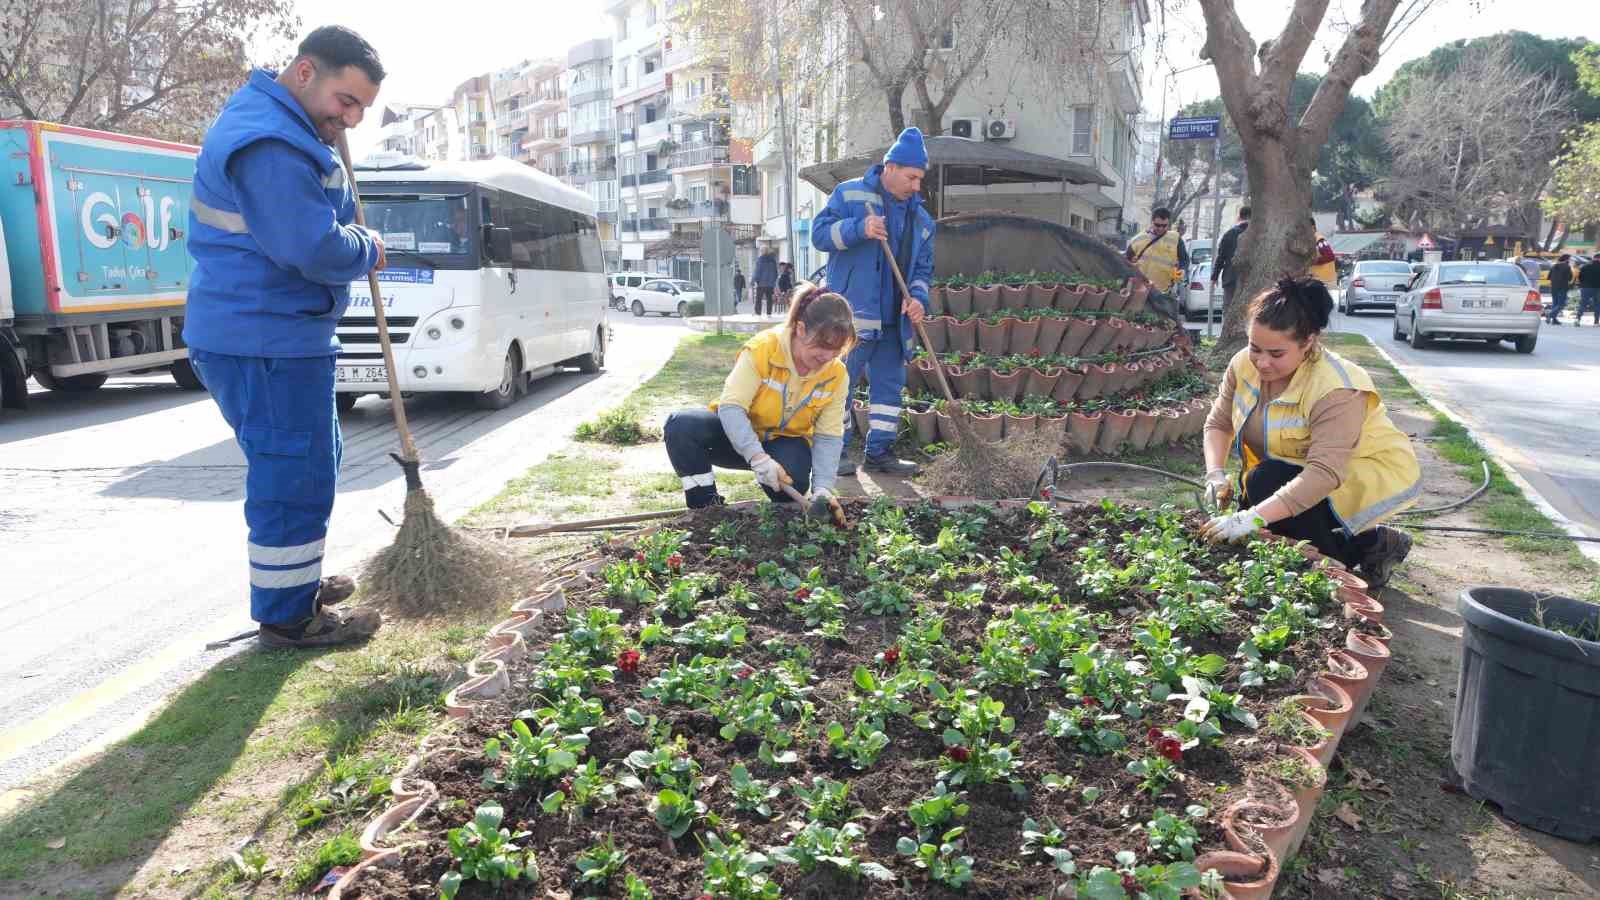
[{"x1": 1454, "y1": 587, "x2": 1600, "y2": 840}]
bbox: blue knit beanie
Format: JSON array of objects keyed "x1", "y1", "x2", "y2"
[{"x1": 883, "y1": 127, "x2": 929, "y2": 169}]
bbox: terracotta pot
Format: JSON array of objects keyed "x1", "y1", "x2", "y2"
[
  {"x1": 1122, "y1": 280, "x2": 1149, "y2": 315},
  {"x1": 1028, "y1": 282, "x2": 1059, "y2": 308},
  {"x1": 927, "y1": 284, "x2": 946, "y2": 316},
  {"x1": 969, "y1": 412, "x2": 1003, "y2": 443},
  {"x1": 1095, "y1": 408, "x2": 1136, "y2": 453},
  {"x1": 949, "y1": 366, "x2": 989, "y2": 400},
  {"x1": 1055, "y1": 285, "x2": 1086, "y2": 313},
  {"x1": 1343, "y1": 631, "x2": 1392, "y2": 723},
  {"x1": 999, "y1": 283, "x2": 1029, "y2": 311},
  {"x1": 1292, "y1": 676, "x2": 1354, "y2": 763},
  {"x1": 971, "y1": 284, "x2": 1001, "y2": 314},
  {"x1": 488, "y1": 611, "x2": 538, "y2": 641},
  {"x1": 1052, "y1": 367, "x2": 1086, "y2": 403},
  {"x1": 851, "y1": 399, "x2": 870, "y2": 439},
  {"x1": 1223, "y1": 781, "x2": 1298, "y2": 864},
  {"x1": 328, "y1": 848, "x2": 403, "y2": 900},
  {"x1": 935, "y1": 410, "x2": 963, "y2": 445},
  {"x1": 1125, "y1": 409, "x2": 1159, "y2": 450},
  {"x1": 908, "y1": 407, "x2": 940, "y2": 445},
  {"x1": 1078, "y1": 286, "x2": 1109, "y2": 312},
  {"x1": 1079, "y1": 318, "x2": 1121, "y2": 357},
  {"x1": 977, "y1": 318, "x2": 1011, "y2": 356},
  {"x1": 1193, "y1": 849, "x2": 1278, "y2": 900},
  {"x1": 1150, "y1": 407, "x2": 1185, "y2": 445},
  {"x1": 1187, "y1": 396, "x2": 1212, "y2": 436},
  {"x1": 1330, "y1": 568, "x2": 1371, "y2": 595},
  {"x1": 1024, "y1": 366, "x2": 1062, "y2": 398},
  {"x1": 1057, "y1": 317, "x2": 1097, "y2": 357},
  {"x1": 444, "y1": 662, "x2": 510, "y2": 718},
  {"x1": 1002, "y1": 412, "x2": 1039, "y2": 438},
  {"x1": 1007, "y1": 317, "x2": 1041, "y2": 355},
  {"x1": 988, "y1": 368, "x2": 1027, "y2": 403},
  {"x1": 1035, "y1": 316, "x2": 1069, "y2": 356},
  {"x1": 1077, "y1": 362, "x2": 1111, "y2": 400},
  {"x1": 511, "y1": 585, "x2": 565, "y2": 615},
  {"x1": 360, "y1": 795, "x2": 431, "y2": 858},
  {"x1": 1039, "y1": 412, "x2": 1070, "y2": 441},
  {"x1": 920, "y1": 316, "x2": 948, "y2": 354},
  {"x1": 1280, "y1": 745, "x2": 1329, "y2": 863},
  {"x1": 943, "y1": 284, "x2": 974, "y2": 316},
  {"x1": 1066, "y1": 411, "x2": 1101, "y2": 454},
  {"x1": 944, "y1": 317, "x2": 978, "y2": 353},
  {"x1": 1340, "y1": 585, "x2": 1384, "y2": 622},
  {"x1": 1324, "y1": 649, "x2": 1374, "y2": 722},
  {"x1": 1100, "y1": 285, "x2": 1130, "y2": 314}
]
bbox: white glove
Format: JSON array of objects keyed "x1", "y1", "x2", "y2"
[
  {"x1": 749, "y1": 452, "x2": 792, "y2": 490},
  {"x1": 1203, "y1": 469, "x2": 1233, "y2": 511},
  {"x1": 1200, "y1": 508, "x2": 1266, "y2": 544},
  {"x1": 808, "y1": 487, "x2": 835, "y2": 504}
]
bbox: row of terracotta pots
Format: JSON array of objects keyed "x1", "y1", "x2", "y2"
[
  {"x1": 929, "y1": 280, "x2": 1149, "y2": 318},
  {"x1": 921, "y1": 313, "x2": 1175, "y2": 359},
  {"x1": 862, "y1": 394, "x2": 1212, "y2": 454},
  {"x1": 907, "y1": 351, "x2": 1191, "y2": 404}
]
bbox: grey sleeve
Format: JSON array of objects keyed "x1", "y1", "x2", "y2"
[
  {"x1": 809, "y1": 433, "x2": 844, "y2": 495},
  {"x1": 717, "y1": 403, "x2": 765, "y2": 462}
]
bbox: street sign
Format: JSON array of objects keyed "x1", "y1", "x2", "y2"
[
  {"x1": 700, "y1": 226, "x2": 737, "y2": 325},
  {"x1": 1168, "y1": 116, "x2": 1221, "y2": 141}
]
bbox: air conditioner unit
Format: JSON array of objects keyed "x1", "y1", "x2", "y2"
[
  {"x1": 949, "y1": 117, "x2": 983, "y2": 141},
  {"x1": 986, "y1": 118, "x2": 1017, "y2": 141}
]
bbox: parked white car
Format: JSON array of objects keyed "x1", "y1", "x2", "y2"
[
  {"x1": 1174, "y1": 262, "x2": 1223, "y2": 320},
  {"x1": 1392, "y1": 261, "x2": 1541, "y2": 353},
  {"x1": 630, "y1": 278, "x2": 705, "y2": 317}
]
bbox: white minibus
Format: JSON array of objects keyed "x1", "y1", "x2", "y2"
[{"x1": 337, "y1": 155, "x2": 608, "y2": 410}]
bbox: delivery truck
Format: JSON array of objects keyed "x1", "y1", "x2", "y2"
[{"x1": 0, "y1": 120, "x2": 201, "y2": 412}]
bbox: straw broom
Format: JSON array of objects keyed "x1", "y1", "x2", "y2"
[{"x1": 335, "y1": 134, "x2": 521, "y2": 617}]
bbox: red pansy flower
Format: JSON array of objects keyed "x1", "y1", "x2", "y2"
[
  {"x1": 667, "y1": 553, "x2": 683, "y2": 570},
  {"x1": 948, "y1": 745, "x2": 971, "y2": 763},
  {"x1": 793, "y1": 587, "x2": 811, "y2": 600},
  {"x1": 1157, "y1": 736, "x2": 1184, "y2": 762},
  {"x1": 616, "y1": 649, "x2": 641, "y2": 674},
  {"x1": 883, "y1": 646, "x2": 901, "y2": 665}
]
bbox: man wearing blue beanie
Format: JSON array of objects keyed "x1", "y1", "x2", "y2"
[{"x1": 812, "y1": 126, "x2": 935, "y2": 477}]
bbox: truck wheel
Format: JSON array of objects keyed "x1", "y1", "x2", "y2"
[
  {"x1": 0, "y1": 342, "x2": 26, "y2": 410},
  {"x1": 577, "y1": 326, "x2": 606, "y2": 373},
  {"x1": 34, "y1": 369, "x2": 108, "y2": 392},
  {"x1": 337, "y1": 393, "x2": 359, "y2": 414},
  {"x1": 170, "y1": 357, "x2": 206, "y2": 390}
]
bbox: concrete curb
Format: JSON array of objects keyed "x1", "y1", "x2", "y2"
[
  {"x1": 1363, "y1": 338, "x2": 1600, "y2": 566},
  {"x1": 685, "y1": 314, "x2": 784, "y2": 334}
]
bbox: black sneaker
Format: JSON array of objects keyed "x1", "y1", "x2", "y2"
[
  {"x1": 863, "y1": 453, "x2": 921, "y2": 477},
  {"x1": 1358, "y1": 526, "x2": 1413, "y2": 590},
  {"x1": 259, "y1": 607, "x2": 382, "y2": 648},
  {"x1": 837, "y1": 455, "x2": 858, "y2": 477},
  {"x1": 317, "y1": 574, "x2": 356, "y2": 606}
]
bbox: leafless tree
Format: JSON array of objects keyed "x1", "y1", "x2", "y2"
[
  {"x1": 0, "y1": 0, "x2": 299, "y2": 143},
  {"x1": 1381, "y1": 40, "x2": 1573, "y2": 238}
]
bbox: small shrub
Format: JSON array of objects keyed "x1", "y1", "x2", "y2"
[{"x1": 575, "y1": 406, "x2": 657, "y2": 445}]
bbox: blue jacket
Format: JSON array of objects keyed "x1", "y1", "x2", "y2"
[
  {"x1": 183, "y1": 69, "x2": 380, "y2": 358},
  {"x1": 752, "y1": 252, "x2": 779, "y2": 288},
  {"x1": 811, "y1": 164, "x2": 935, "y2": 361}
]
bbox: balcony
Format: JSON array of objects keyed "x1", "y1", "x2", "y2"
[
  {"x1": 752, "y1": 129, "x2": 781, "y2": 169},
  {"x1": 622, "y1": 216, "x2": 671, "y2": 236},
  {"x1": 614, "y1": 67, "x2": 666, "y2": 106},
  {"x1": 668, "y1": 199, "x2": 730, "y2": 221},
  {"x1": 671, "y1": 144, "x2": 729, "y2": 170},
  {"x1": 569, "y1": 83, "x2": 613, "y2": 106},
  {"x1": 531, "y1": 88, "x2": 566, "y2": 111},
  {"x1": 672, "y1": 93, "x2": 731, "y2": 123},
  {"x1": 569, "y1": 120, "x2": 616, "y2": 146},
  {"x1": 663, "y1": 44, "x2": 701, "y2": 71},
  {"x1": 621, "y1": 168, "x2": 672, "y2": 188},
  {"x1": 523, "y1": 126, "x2": 568, "y2": 152},
  {"x1": 636, "y1": 116, "x2": 671, "y2": 145},
  {"x1": 569, "y1": 158, "x2": 617, "y2": 180}
]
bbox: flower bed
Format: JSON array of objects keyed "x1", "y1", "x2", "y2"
[{"x1": 334, "y1": 499, "x2": 1389, "y2": 900}]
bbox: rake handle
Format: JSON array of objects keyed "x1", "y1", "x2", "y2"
[
  {"x1": 335, "y1": 132, "x2": 419, "y2": 465},
  {"x1": 871, "y1": 228, "x2": 959, "y2": 409}
]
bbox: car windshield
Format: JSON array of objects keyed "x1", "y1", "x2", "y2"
[
  {"x1": 360, "y1": 193, "x2": 474, "y2": 265},
  {"x1": 1437, "y1": 264, "x2": 1528, "y2": 286},
  {"x1": 1360, "y1": 262, "x2": 1412, "y2": 274}
]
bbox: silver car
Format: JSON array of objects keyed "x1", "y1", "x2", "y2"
[
  {"x1": 1175, "y1": 261, "x2": 1223, "y2": 320},
  {"x1": 1338, "y1": 260, "x2": 1413, "y2": 315},
  {"x1": 1393, "y1": 261, "x2": 1541, "y2": 353}
]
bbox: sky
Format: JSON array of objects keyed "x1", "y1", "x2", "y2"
[{"x1": 277, "y1": 0, "x2": 1598, "y2": 156}]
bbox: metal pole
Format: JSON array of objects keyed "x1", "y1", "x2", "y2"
[{"x1": 1206, "y1": 133, "x2": 1221, "y2": 339}]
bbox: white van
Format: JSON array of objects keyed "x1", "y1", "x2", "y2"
[
  {"x1": 609, "y1": 272, "x2": 646, "y2": 310},
  {"x1": 338, "y1": 156, "x2": 608, "y2": 410}
]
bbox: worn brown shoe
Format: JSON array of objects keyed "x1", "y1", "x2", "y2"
[
  {"x1": 259, "y1": 607, "x2": 381, "y2": 649},
  {"x1": 317, "y1": 574, "x2": 356, "y2": 606},
  {"x1": 1358, "y1": 526, "x2": 1413, "y2": 590}
]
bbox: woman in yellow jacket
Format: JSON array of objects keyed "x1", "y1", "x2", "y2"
[
  {"x1": 665, "y1": 283, "x2": 855, "y2": 518},
  {"x1": 1199, "y1": 276, "x2": 1421, "y2": 587}
]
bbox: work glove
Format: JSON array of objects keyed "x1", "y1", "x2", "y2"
[
  {"x1": 749, "y1": 452, "x2": 793, "y2": 491},
  {"x1": 1199, "y1": 508, "x2": 1267, "y2": 544},
  {"x1": 806, "y1": 488, "x2": 847, "y2": 527},
  {"x1": 1203, "y1": 469, "x2": 1233, "y2": 511}
]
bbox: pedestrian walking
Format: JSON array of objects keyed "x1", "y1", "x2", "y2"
[
  {"x1": 1210, "y1": 205, "x2": 1250, "y2": 311},
  {"x1": 1547, "y1": 254, "x2": 1572, "y2": 324},
  {"x1": 732, "y1": 267, "x2": 746, "y2": 312},
  {"x1": 1579, "y1": 256, "x2": 1600, "y2": 326},
  {"x1": 753, "y1": 246, "x2": 778, "y2": 316},
  {"x1": 182, "y1": 26, "x2": 387, "y2": 648},
  {"x1": 776, "y1": 262, "x2": 795, "y2": 314},
  {"x1": 812, "y1": 126, "x2": 934, "y2": 478},
  {"x1": 1124, "y1": 207, "x2": 1189, "y2": 295}
]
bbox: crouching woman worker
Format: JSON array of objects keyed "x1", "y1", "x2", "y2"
[
  {"x1": 664, "y1": 283, "x2": 854, "y2": 520},
  {"x1": 1199, "y1": 276, "x2": 1421, "y2": 588}
]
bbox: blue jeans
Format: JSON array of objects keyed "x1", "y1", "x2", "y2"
[
  {"x1": 1549, "y1": 287, "x2": 1568, "y2": 321},
  {"x1": 844, "y1": 333, "x2": 907, "y2": 458},
  {"x1": 189, "y1": 350, "x2": 340, "y2": 625},
  {"x1": 663, "y1": 408, "x2": 811, "y2": 507},
  {"x1": 1580, "y1": 287, "x2": 1599, "y2": 323}
]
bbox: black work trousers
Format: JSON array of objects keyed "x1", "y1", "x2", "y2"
[{"x1": 1244, "y1": 459, "x2": 1380, "y2": 567}]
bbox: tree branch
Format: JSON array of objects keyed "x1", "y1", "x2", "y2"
[{"x1": 1296, "y1": 0, "x2": 1402, "y2": 160}]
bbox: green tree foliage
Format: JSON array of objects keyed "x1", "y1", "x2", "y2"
[
  {"x1": 1543, "y1": 44, "x2": 1600, "y2": 230},
  {"x1": 1374, "y1": 31, "x2": 1600, "y2": 125}
]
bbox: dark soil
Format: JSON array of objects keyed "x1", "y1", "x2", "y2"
[{"x1": 345, "y1": 500, "x2": 1356, "y2": 899}]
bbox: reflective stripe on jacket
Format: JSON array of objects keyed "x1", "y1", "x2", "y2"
[
  {"x1": 1228, "y1": 347, "x2": 1422, "y2": 534},
  {"x1": 710, "y1": 327, "x2": 847, "y2": 442},
  {"x1": 1128, "y1": 230, "x2": 1182, "y2": 290}
]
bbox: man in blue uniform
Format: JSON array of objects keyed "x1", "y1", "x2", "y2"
[
  {"x1": 183, "y1": 26, "x2": 386, "y2": 647},
  {"x1": 812, "y1": 127, "x2": 935, "y2": 477}
]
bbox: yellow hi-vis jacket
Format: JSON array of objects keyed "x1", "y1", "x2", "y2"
[
  {"x1": 1128, "y1": 229, "x2": 1184, "y2": 291},
  {"x1": 711, "y1": 326, "x2": 847, "y2": 443},
  {"x1": 1228, "y1": 347, "x2": 1422, "y2": 535}
]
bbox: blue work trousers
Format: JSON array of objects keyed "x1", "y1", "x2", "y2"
[
  {"x1": 844, "y1": 333, "x2": 907, "y2": 457},
  {"x1": 189, "y1": 349, "x2": 341, "y2": 625}
]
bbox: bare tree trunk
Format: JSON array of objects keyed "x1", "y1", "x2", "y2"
[
  {"x1": 885, "y1": 77, "x2": 907, "y2": 134},
  {"x1": 1219, "y1": 139, "x2": 1316, "y2": 349}
]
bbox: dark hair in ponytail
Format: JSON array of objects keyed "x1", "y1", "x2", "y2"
[
  {"x1": 1248, "y1": 276, "x2": 1333, "y2": 341},
  {"x1": 786, "y1": 281, "x2": 856, "y2": 352}
]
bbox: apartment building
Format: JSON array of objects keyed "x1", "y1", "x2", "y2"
[
  {"x1": 522, "y1": 60, "x2": 568, "y2": 176},
  {"x1": 566, "y1": 38, "x2": 621, "y2": 269},
  {"x1": 451, "y1": 75, "x2": 495, "y2": 160},
  {"x1": 375, "y1": 104, "x2": 458, "y2": 161}
]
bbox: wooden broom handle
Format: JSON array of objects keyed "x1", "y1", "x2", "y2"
[{"x1": 334, "y1": 132, "x2": 418, "y2": 464}]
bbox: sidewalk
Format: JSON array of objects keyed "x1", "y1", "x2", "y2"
[{"x1": 684, "y1": 312, "x2": 785, "y2": 334}]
